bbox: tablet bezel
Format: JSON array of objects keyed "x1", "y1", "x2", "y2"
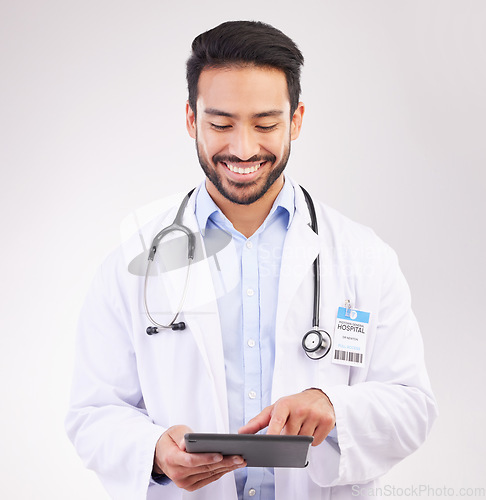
[{"x1": 184, "y1": 433, "x2": 313, "y2": 468}]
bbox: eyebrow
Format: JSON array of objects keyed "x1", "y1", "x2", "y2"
[{"x1": 204, "y1": 108, "x2": 284, "y2": 119}]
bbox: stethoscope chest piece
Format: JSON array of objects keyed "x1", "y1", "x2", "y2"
[{"x1": 302, "y1": 329, "x2": 332, "y2": 360}]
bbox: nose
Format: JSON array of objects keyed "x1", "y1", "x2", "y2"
[{"x1": 228, "y1": 126, "x2": 260, "y2": 161}]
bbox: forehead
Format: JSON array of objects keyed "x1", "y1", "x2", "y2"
[{"x1": 196, "y1": 66, "x2": 291, "y2": 116}]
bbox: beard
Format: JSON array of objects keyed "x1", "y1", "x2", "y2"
[{"x1": 195, "y1": 138, "x2": 291, "y2": 206}]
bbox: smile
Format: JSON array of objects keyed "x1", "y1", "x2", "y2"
[{"x1": 223, "y1": 161, "x2": 265, "y2": 175}]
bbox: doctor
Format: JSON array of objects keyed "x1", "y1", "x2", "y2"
[{"x1": 66, "y1": 21, "x2": 437, "y2": 500}]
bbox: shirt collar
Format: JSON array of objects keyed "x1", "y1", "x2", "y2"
[{"x1": 194, "y1": 177, "x2": 296, "y2": 236}]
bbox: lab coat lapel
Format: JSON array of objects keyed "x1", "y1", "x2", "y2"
[
  {"x1": 161, "y1": 195, "x2": 229, "y2": 432},
  {"x1": 276, "y1": 189, "x2": 320, "y2": 334}
]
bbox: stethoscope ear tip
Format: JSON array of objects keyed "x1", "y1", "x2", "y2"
[{"x1": 146, "y1": 323, "x2": 186, "y2": 334}]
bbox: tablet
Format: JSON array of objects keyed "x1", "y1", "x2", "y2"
[{"x1": 184, "y1": 433, "x2": 313, "y2": 468}]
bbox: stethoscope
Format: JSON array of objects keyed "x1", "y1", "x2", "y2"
[
  {"x1": 144, "y1": 186, "x2": 332, "y2": 360},
  {"x1": 144, "y1": 188, "x2": 195, "y2": 334}
]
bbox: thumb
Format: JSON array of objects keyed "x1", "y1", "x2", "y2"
[{"x1": 168, "y1": 425, "x2": 192, "y2": 451}]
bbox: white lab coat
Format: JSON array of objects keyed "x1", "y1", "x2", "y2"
[{"x1": 66, "y1": 180, "x2": 437, "y2": 500}]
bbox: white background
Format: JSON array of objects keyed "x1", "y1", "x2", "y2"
[{"x1": 1, "y1": 1, "x2": 485, "y2": 498}]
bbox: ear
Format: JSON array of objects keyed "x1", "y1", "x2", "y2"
[
  {"x1": 186, "y1": 101, "x2": 197, "y2": 139},
  {"x1": 290, "y1": 102, "x2": 305, "y2": 141}
]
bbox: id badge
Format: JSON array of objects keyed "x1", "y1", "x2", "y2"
[{"x1": 332, "y1": 306, "x2": 370, "y2": 367}]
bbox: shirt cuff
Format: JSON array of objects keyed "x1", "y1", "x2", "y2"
[{"x1": 151, "y1": 472, "x2": 172, "y2": 485}]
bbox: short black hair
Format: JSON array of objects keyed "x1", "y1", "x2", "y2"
[{"x1": 186, "y1": 21, "x2": 304, "y2": 116}]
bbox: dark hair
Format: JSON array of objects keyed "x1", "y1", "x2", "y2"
[{"x1": 186, "y1": 21, "x2": 304, "y2": 116}]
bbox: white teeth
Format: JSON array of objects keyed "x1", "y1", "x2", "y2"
[{"x1": 225, "y1": 162, "x2": 263, "y2": 174}]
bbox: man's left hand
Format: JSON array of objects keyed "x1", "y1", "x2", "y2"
[{"x1": 238, "y1": 389, "x2": 335, "y2": 447}]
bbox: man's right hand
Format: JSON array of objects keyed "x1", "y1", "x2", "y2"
[{"x1": 153, "y1": 425, "x2": 246, "y2": 492}]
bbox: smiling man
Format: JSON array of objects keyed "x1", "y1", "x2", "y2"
[
  {"x1": 66, "y1": 21, "x2": 437, "y2": 500},
  {"x1": 187, "y1": 65, "x2": 303, "y2": 236}
]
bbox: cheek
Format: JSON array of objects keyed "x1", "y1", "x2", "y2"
[
  {"x1": 198, "y1": 131, "x2": 227, "y2": 159},
  {"x1": 265, "y1": 132, "x2": 289, "y2": 158}
]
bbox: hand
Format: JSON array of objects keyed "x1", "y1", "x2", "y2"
[
  {"x1": 153, "y1": 425, "x2": 246, "y2": 492},
  {"x1": 238, "y1": 389, "x2": 335, "y2": 446}
]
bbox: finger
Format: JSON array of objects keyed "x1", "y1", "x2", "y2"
[
  {"x1": 195, "y1": 454, "x2": 243, "y2": 470},
  {"x1": 299, "y1": 420, "x2": 318, "y2": 439},
  {"x1": 167, "y1": 429, "x2": 227, "y2": 468},
  {"x1": 281, "y1": 419, "x2": 303, "y2": 436},
  {"x1": 189, "y1": 470, "x2": 230, "y2": 491},
  {"x1": 280, "y1": 408, "x2": 307, "y2": 436},
  {"x1": 175, "y1": 456, "x2": 246, "y2": 491},
  {"x1": 178, "y1": 435, "x2": 187, "y2": 452},
  {"x1": 187, "y1": 461, "x2": 247, "y2": 492},
  {"x1": 238, "y1": 405, "x2": 273, "y2": 434},
  {"x1": 164, "y1": 425, "x2": 191, "y2": 457},
  {"x1": 168, "y1": 425, "x2": 192, "y2": 446},
  {"x1": 298, "y1": 404, "x2": 335, "y2": 446},
  {"x1": 310, "y1": 424, "x2": 329, "y2": 447},
  {"x1": 178, "y1": 450, "x2": 224, "y2": 468},
  {"x1": 163, "y1": 439, "x2": 224, "y2": 474},
  {"x1": 182, "y1": 454, "x2": 244, "y2": 475},
  {"x1": 267, "y1": 401, "x2": 291, "y2": 436},
  {"x1": 199, "y1": 455, "x2": 246, "y2": 473}
]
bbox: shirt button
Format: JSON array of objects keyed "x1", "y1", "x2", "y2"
[
  {"x1": 249, "y1": 488, "x2": 256, "y2": 497},
  {"x1": 246, "y1": 288, "x2": 254, "y2": 297},
  {"x1": 248, "y1": 391, "x2": 257, "y2": 399},
  {"x1": 246, "y1": 240, "x2": 253, "y2": 249},
  {"x1": 247, "y1": 339, "x2": 256, "y2": 347}
]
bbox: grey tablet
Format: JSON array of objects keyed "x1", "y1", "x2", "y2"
[{"x1": 184, "y1": 433, "x2": 313, "y2": 468}]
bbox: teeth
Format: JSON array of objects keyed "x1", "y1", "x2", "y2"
[{"x1": 225, "y1": 162, "x2": 263, "y2": 174}]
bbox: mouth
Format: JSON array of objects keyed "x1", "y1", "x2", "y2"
[{"x1": 221, "y1": 161, "x2": 266, "y2": 175}]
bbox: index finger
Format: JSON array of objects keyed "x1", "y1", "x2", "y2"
[
  {"x1": 239, "y1": 405, "x2": 273, "y2": 435},
  {"x1": 267, "y1": 401, "x2": 291, "y2": 436},
  {"x1": 179, "y1": 450, "x2": 225, "y2": 468}
]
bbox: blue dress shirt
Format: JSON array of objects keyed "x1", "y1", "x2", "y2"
[{"x1": 195, "y1": 178, "x2": 295, "y2": 500}]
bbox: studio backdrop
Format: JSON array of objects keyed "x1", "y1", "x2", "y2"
[{"x1": 0, "y1": 1, "x2": 485, "y2": 498}]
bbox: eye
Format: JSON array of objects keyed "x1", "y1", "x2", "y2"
[
  {"x1": 256, "y1": 124, "x2": 277, "y2": 132},
  {"x1": 211, "y1": 123, "x2": 231, "y2": 131}
]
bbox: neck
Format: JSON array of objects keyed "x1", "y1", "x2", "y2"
[{"x1": 206, "y1": 177, "x2": 284, "y2": 238}]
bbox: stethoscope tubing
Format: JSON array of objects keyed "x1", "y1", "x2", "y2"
[
  {"x1": 144, "y1": 185, "x2": 331, "y2": 359},
  {"x1": 144, "y1": 189, "x2": 195, "y2": 333},
  {"x1": 300, "y1": 185, "x2": 321, "y2": 330}
]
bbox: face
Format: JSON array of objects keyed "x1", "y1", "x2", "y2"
[{"x1": 186, "y1": 65, "x2": 304, "y2": 206}]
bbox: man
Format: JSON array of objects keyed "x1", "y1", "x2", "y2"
[{"x1": 66, "y1": 21, "x2": 437, "y2": 500}]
